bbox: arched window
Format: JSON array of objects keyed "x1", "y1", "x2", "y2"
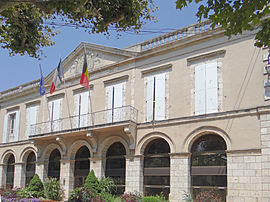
[
  {"x1": 105, "y1": 142, "x2": 126, "y2": 195},
  {"x1": 74, "y1": 146, "x2": 90, "y2": 188},
  {"x1": 25, "y1": 151, "x2": 36, "y2": 186},
  {"x1": 6, "y1": 154, "x2": 15, "y2": 189},
  {"x1": 191, "y1": 134, "x2": 227, "y2": 201},
  {"x1": 144, "y1": 138, "x2": 170, "y2": 199},
  {"x1": 48, "y1": 149, "x2": 61, "y2": 179}
]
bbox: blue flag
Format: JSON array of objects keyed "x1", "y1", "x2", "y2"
[{"x1": 39, "y1": 64, "x2": 45, "y2": 95}]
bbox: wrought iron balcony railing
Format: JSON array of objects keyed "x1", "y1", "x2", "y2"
[{"x1": 29, "y1": 105, "x2": 138, "y2": 137}]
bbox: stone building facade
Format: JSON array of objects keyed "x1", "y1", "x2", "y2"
[{"x1": 0, "y1": 20, "x2": 269, "y2": 201}]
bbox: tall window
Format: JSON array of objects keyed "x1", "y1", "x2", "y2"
[
  {"x1": 105, "y1": 142, "x2": 126, "y2": 195},
  {"x1": 106, "y1": 82, "x2": 124, "y2": 123},
  {"x1": 143, "y1": 138, "x2": 170, "y2": 199},
  {"x1": 191, "y1": 134, "x2": 227, "y2": 201},
  {"x1": 48, "y1": 149, "x2": 61, "y2": 179},
  {"x1": 74, "y1": 91, "x2": 89, "y2": 128},
  {"x1": 26, "y1": 104, "x2": 39, "y2": 138},
  {"x1": 146, "y1": 73, "x2": 166, "y2": 121},
  {"x1": 48, "y1": 98, "x2": 62, "y2": 132},
  {"x1": 25, "y1": 152, "x2": 36, "y2": 186},
  {"x1": 74, "y1": 146, "x2": 90, "y2": 188},
  {"x1": 6, "y1": 154, "x2": 15, "y2": 189},
  {"x1": 3, "y1": 110, "x2": 20, "y2": 143},
  {"x1": 195, "y1": 62, "x2": 218, "y2": 115}
]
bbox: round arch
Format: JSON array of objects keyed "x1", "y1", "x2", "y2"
[
  {"x1": 137, "y1": 132, "x2": 175, "y2": 155},
  {"x1": 99, "y1": 136, "x2": 130, "y2": 158},
  {"x1": 68, "y1": 139, "x2": 93, "y2": 160},
  {"x1": 20, "y1": 146, "x2": 37, "y2": 163},
  {"x1": 41, "y1": 143, "x2": 64, "y2": 162},
  {"x1": 183, "y1": 126, "x2": 231, "y2": 153},
  {"x1": 1, "y1": 149, "x2": 16, "y2": 164}
]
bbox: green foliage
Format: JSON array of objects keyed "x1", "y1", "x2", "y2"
[
  {"x1": 68, "y1": 187, "x2": 93, "y2": 202},
  {"x1": 17, "y1": 174, "x2": 44, "y2": 199},
  {"x1": 176, "y1": 0, "x2": 270, "y2": 48},
  {"x1": 143, "y1": 195, "x2": 168, "y2": 202},
  {"x1": 84, "y1": 170, "x2": 116, "y2": 197},
  {"x1": 43, "y1": 177, "x2": 62, "y2": 201},
  {"x1": 0, "y1": 0, "x2": 155, "y2": 58},
  {"x1": 183, "y1": 191, "x2": 193, "y2": 202}
]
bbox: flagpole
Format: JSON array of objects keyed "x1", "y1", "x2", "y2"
[
  {"x1": 39, "y1": 62, "x2": 51, "y2": 132},
  {"x1": 60, "y1": 57, "x2": 73, "y2": 130},
  {"x1": 84, "y1": 45, "x2": 94, "y2": 126}
]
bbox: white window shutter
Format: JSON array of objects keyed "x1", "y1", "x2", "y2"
[
  {"x1": 14, "y1": 111, "x2": 20, "y2": 141},
  {"x1": 205, "y1": 62, "x2": 218, "y2": 113},
  {"x1": 106, "y1": 86, "x2": 113, "y2": 123},
  {"x1": 155, "y1": 73, "x2": 166, "y2": 120},
  {"x1": 26, "y1": 105, "x2": 38, "y2": 138},
  {"x1": 114, "y1": 83, "x2": 123, "y2": 122},
  {"x1": 195, "y1": 64, "x2": 206, "y2": 115},
  {"x1": 52, "y1": 99, "x2": 61, "y2": 131},
  {"x1": 74, "y1": 94, "x2": 80, "y2": 128},
  {"x1": 80, "y1": 91, "x2": 89, "y2": 127},
  {"x1": 2, "y1": 114, "x2": 8, "y2": 143},
  {"x1": 146, "y1": 76, "x2": 154, "y2": 122}
]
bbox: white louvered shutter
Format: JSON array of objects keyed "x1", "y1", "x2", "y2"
[
  {"x1": 114, "y1": 83, "x2": 123, "y2": 122},
  {"x1": 106, "y1": 86, "x2": 113, "y2": 123},
  {"x1": 26, "y1": 105, "x2": 38, "y2": 138},
  {"x1": 195, "y1": 64, "x2": 206, "y2": 115},
  {"x1": 2, "y1": 114, "x2": 8, "y2": 143},
  {"x1": 146, "y1": 76, "x2": 154, "y2": 122},
  {"x1": 74, "y1": 93, "x2": 80, "y2": 128},
  {"x1": 155, "y1": 73, "x2": 166, "y2": 120},
  {"x1": 205, "y1": 62, "x2": 218, "y2": 113},
  {"x1": 80, "y1": 91, "x2": 89, "y2": 127},
  {"x1": 53, "y1": 99, "x2": 61, "y2": 131},
  {"x1": 14, "y1": 111, "x2": 20, "y2": 141}
]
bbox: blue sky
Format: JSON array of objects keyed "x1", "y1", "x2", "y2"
[{"x1": 0, "y1": 0, "x2": 202, "y2": 92}]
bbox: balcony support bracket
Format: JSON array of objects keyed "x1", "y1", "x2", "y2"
[
  {"x1": 87, "y1": 131, "x2": 98, "y2": 153},
  {"x1": 124, "y1": 123, "x2": 137, "y2": 150}
]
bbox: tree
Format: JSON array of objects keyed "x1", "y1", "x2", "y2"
[
  {"x1": 0, "y1": 0, "x2": 154, "y2": 58},
  {"x1": 176, "y1": 0, "x2": 270, "y2": 48}
]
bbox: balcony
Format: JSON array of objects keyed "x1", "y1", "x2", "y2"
[{"x1": 29, "y1": 105, "x2": 138, "y2": 137}]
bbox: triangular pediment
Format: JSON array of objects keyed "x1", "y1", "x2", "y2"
[{"x1": 46, "y1": 42, "x2": 137, "y2": 84}]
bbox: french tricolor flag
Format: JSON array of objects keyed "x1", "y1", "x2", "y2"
[{"x1": 50, "y1": 59, "x2": 64, "y2": 94}]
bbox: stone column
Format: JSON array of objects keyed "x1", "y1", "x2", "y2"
[
  {"x1": 0, "y1": 164, "x2": 6, "y2": 188},
  {"x1": 60, "y1": 159, "x2": 74, "y2": 200},
  {"x1": 125, "y1": 155, "x2": 144, "y2": 194},
  {"x1": 260, "y1": 113, "x2": 270, "y2": 201},
  {"x1": 90, "y1": 157, "x2": 103, "y2": 179},
  {"x1": 169, "y1": 153, "x2": 190, "y2": 202},
  {"x1": 13, "y1": 162, "x2": 25, "y2": 188},
  {"x1": 226, "y1": 150, "x2": 262, "y2": 202},
  {"x1": 36, "y1": 160, "x2": 46, "y2": 182}
]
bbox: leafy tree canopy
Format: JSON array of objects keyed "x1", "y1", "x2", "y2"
[
  {"x1": 0, "y1": 0, "x2": 154, "y2": 58},
  {"x1": 176, "y1": 0, "x2": 270, "y2": 48}
]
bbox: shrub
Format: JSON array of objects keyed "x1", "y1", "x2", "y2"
[
  {"x1": 183, "y1": 191, "x2": 193, "y2": 202},
  {"x1": 120, "y1": 192, "x2": 142, "y2": 202},
  {"x1": 18, "y1": 174, "x2": 44, "y2": 199},
  {"x1": 143, "y1": 195, "x2": 168, "y2": 202},
  {"x1": 68, "y1": 187, "x2": 93, "y2": 202},
  {"x1": 84, "y1": 170, "x2": 101, "y2": 196},
  {"x1": 43, "y1": 178, "x2": 62, "y2": 201},
  {"x1": 195, "y1": 189, "x2": 224, "y2": 202}
]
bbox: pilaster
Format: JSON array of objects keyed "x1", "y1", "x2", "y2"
[
  {"x1": 60, "y1": 159, "x2": 74, "y2": 200},
  {"x1": 13, "y1": 162, "x2": 25, "y2": 188}
]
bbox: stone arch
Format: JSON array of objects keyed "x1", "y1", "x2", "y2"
[
  {"x1": 137, "y1": 132, "x2": 175, "y2": 155},
  {"x1": 183, "y1": 126, "x2": 231, "y2": 153},
  {"x1": 1, "y1": 149, "x2": 16, "y2": 164},
  {"x1": 41, "y1": 143, "x2": 63, "y2": 162},
  {"x1": 20, "y1": 146, "x2": 37, "y2": 163},
  {"x1": 99, "y1": 136, "x2": 130, "y2": 158},
  {"x1": 68, "y1": 139, "x2": 93, "y2": 160}
]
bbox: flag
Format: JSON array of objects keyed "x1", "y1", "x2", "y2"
[
  {"x1": 80, "y1": 54, "x2": 89, "y2": 89},
  {"x1": 39, "y1": 64, "x2": 45, "y2": 95},
  {"x1": 50, "y1": 59, "x2": 64, "y2": 94}
]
